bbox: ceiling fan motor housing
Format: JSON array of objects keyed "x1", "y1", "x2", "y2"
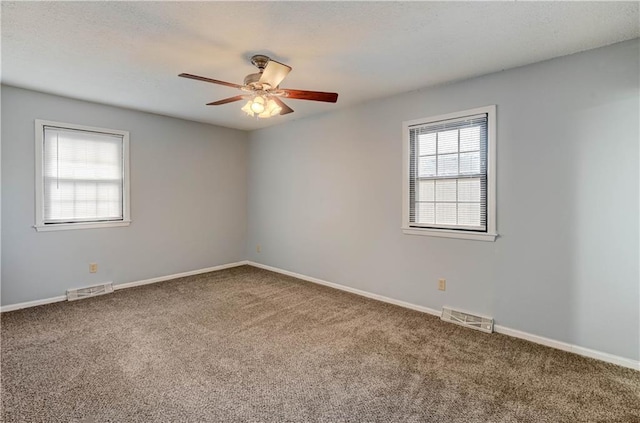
[
  {"x1": 244, "y1": 55, "x2": 271, "y2": 88},
  {"x1": 243, "y1": 72, "x2": 262, "y2": 86}
]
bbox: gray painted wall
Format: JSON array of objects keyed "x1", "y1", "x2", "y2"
[
  {"x1": 1, "y1": 85, "x2": 248, "y2": 305},
  {"x1": 247, "y1": 40, "x2": 640, "y2": 361}
]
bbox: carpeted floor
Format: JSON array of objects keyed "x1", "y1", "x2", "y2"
[{"x1": 1, "y1": 266, "x2": 639, "y2": 422}]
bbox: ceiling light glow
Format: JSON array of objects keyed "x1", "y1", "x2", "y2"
[{"x1": 242, "y1": 95, "x2": 281, "y2": 118}]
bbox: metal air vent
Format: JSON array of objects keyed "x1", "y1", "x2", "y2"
[
  {"x1": 441, "y1": 306, "x2": 494, "y2": 333},
  {"x1": 67, "y1": 282, "x2": 114, "y2": 301}
]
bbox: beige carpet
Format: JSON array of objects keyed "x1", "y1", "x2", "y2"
[{"x1": 1, "y1": 265, "x2": 639, "y2": 422}]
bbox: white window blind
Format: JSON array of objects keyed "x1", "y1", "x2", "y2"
[
  {"x1": 42, "y1": 126, "x2": 124, "y2": 224},
  {"x1": 408, "y1": 113, "x2": 488, "y2": 232}
]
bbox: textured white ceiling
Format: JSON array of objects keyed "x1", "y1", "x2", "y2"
[{"x1": 2, "y1": 2, "x2": 638, "y2": 131}]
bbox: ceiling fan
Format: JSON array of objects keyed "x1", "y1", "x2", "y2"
[{"x1": 179, "y1": 55, "x2": 339, "y2": 119}]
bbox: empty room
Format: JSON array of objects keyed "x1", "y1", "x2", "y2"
[{"x1": 1, "y1": 1, "x2": 639, "y2": 422}]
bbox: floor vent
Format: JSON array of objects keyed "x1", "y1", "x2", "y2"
[
  {"x1": 67, "y1": 282, "x2": 114, "y2": 301},
  {"x1": 441, "y1": 306, "x2": 493, "y2": 333}
]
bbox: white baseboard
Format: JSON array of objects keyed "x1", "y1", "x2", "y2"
[
  {"x1": 0, "y1": 261, "x2": 249, "y2": 313},
  {"x1": 493, "y1": 325, "x2": 640, "y2": 371},
  {"x1": 0, "y1": 295, "x2": 68, "y2": 313},
  {"x1": 248, "y1": 261, "x2": 442, "y2": 317},
  {"x1": 247, "y1": 261, "x2": 640, "y2": 371},
  {"x1": 113, "y1": 261, "x2": 248, "y2": 290}
]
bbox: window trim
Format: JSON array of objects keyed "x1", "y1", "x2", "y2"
[
  {"x1": 34, "y1": 119, "x2": 131, "y2": 232},
  {"x1": 402, "y1": 105, "x2": 497, "y2": 241}
]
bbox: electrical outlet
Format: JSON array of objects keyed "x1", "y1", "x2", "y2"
[
  {"x1": 438, "y1": 278, "x2": 446, "y2": 291},
  {"x1": 89, "y1": 263, "x2": 98, "y2": 273},
  {"x1": 256, "y1": 244, "x2": 261, "y2": 253}
]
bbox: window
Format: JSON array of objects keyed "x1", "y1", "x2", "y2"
[
  {"x1": 402, "y1": 106, "x2": 496, "y2": 241},
  {"x1": 34, "y1": 120, "x2": 130, "y2": 231}
]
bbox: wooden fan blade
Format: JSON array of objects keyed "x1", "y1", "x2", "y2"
[
  {"x1": 282, "y1": 89, "x2": 338, "y2": 103},
  {"x1": 259, "y1": 60, "x2": 291, "y2": 89},
  {"x1": 179, "y1": 73, "x2": 242, "y2": 89},
  {"x1": 206, "y1": 95, "x2": 245, "y2": 106},
  {"x1": 272, "y1": 97, "x2": 294, "y2": 115}
]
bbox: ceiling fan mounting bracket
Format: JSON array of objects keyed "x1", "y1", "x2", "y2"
[{"x1": 250, "y1": 54, "x2": 270, "y2": 72}]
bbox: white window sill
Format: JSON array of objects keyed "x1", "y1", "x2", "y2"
[
  {"x1": 34, "y1": 220, "x2": 131, "y2": 232},
  {"x1": 402, "y1": 227, "x2": 497, "y2": 242}
]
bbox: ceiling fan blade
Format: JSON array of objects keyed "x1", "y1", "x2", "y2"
[
  {"x1": 282, "y1": 89, "x2": 338, "y2": 103},
  {"x1": 259, "y1": 60, "x2": 291, "y2": 89},
  {"x1": 272, "y1": 97, "x2": 294, "y2": 115},
  {"x1": 206, "y1": 95, "x2": 245, "y2": 106},
  {"x1": 179, "y1": 73, "x2": 242, "y2": 89}
]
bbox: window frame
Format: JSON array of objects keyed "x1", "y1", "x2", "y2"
[
  {"x1": 34, "y1": 119, "x2": 131, "y2": 232},
  {"x1": 402, "y1": 105, "x2": 497, "y2": 241}
]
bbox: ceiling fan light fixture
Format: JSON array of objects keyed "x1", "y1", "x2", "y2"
[
  {"x1": 241, "y1": 100, "x2": 255, "y2": 116},
  {"x1": 242, "y1": 95, "x2": 282, "y2": 118},
  {"x1": 250, "y1": 95, "x2": 266, "y2": 114},
  {"x1": 263, "y1": 98, "x2": 282, "y2": 117}
]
